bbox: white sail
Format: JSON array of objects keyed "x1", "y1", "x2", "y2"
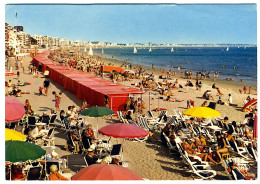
[
  {"x1": 149, "y1": 47, "x2": 152, "y2": 52},
  {"x1": 133, "y1": 47, "x2": 137, "y2": 53},
  {"x1": 226, "y1": 47, "x2": 229, "y2": 51},
  {"x1": 101, "y1": 48, "x2": 104, "y2": 55},
  {"x1": 88, "y1": 47, "x2": 93, "y2": 56},
  {"x1": 171, "y1": 47, "x2": 174, "y2": 52}
]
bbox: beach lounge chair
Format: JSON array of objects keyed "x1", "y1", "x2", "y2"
[
  {"x1": 157, "y1": 110, "x2": 167, "y2": 122},
  {"x1": 217, "y1": 120, "x2": 223, "y2": 128},
  {"x1": 59, "y1": 114, "x2": 66, "y2": 129},
  {"x1": 162, "y1": 132, "x2": 176, "y2": 154},
  {"x1": 27, "y1": 166, "x2": 42, "y2": 180},
  {"x1": 141, "y1": 115, "x2": 160, "y2": 132},
  {"x1": 49, "y1": 114, "x2": 57, "y2": 127},
  {"x1": 175, "y1": 143, "x2": 211, "y2": 170},
  {"x1": 96, "y1": 137, "x2": 112, "y2": 155},
  {"x1": 227, "y1": 139, "x2": 249, "y2": 159},
  {"x1": 42, "y1": 115, "x2": 51, "y2": 127},
  {"x1": 167, "y1": 116, "x2": 177, "y2": 125},
  {"x1": 63, "y1": 119, "x2": 71, "y2": 135},
  {"x1": 42, "y1": 128, "x2": 55, "y2": 148},
  {"x1": 174, "y1": 109, "x2": 189, "y2": 121},
  {"x1": 176, "y1": 143, "x2": 216, "y2": 180},
  {"x1": 66, "y1": 133, "x2": 76, "y2": 154},
  {"x1": 117, "y1": 111, "x2": 126, "y2": 123},
  {"x1": 186, "y1": 157, "x2": 217, "y2": 180},
  {"x1": 28, "y1": 116, "x2": 36, "y2": 126},
  {"x1": 109, "y1": 144, "x2": 122, "y2": 160},
  {"x1": 148, "y1": 110, "x2": 155, "y2": 119},
  {"x1": 83, "y1": 156, "x2": 89, "y2": 166},
  {"x1": 245, "y1": 144, "x2": 257, "y2": 161}
]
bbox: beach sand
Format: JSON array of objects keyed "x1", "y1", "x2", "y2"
[{"x1": 5, "y1": 53, "x2": 257, "y2": 180}]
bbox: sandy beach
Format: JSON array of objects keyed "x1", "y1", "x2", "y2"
[{"x1": 5, "y1": 50, "x2": 257, "y2": 180}]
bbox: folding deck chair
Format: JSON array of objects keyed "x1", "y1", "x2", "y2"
[
  {"x1": 245, "y1": 144, "x2": 257, "y2": 161},
  {"x1": 227, "y1": 139, "x2": 249, "y2": 159},
  {"x1": 27, "y1": 166, "x2": 43, "y2": 180}
]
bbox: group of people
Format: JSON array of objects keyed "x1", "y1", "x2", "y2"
[
  {"x1": 123, "y1": 97, "x2": 146, "y2": 114},
  {"x1": 160, "y1": 112, "x2": 257, "y2": 179}
]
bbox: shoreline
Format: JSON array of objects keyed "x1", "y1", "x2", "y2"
[{"x1": 97, "y1": 54, "x2": 257, "y2": 95}]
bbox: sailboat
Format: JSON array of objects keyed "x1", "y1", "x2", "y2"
[
  {"x1": 148, "y1": 47, "x2": 152, "y2": 52},
  {"x1": 101, "y1": 48, "x2": 104, "y2": 55},
  {"x1": 226, "y1": 47, "x2": 229, "y2": 52},
  {"x1": 88, "y1": 47, "x2": 93, "y2": 56},
  {"x1": 133, "y1": 47, "x2": 137, "y2": 54},
  {"x1": 171, "y1": 47, "x2": 174, "y2": 52}
]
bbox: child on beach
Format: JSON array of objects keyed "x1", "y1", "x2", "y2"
[
  {"x1": 39, "y1": 86, "x2": 43, "y2": 96},
  {"x1": 52, "y1": 91, "x2": 61, "y2": 112}
]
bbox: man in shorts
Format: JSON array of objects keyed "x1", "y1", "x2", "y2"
[{"x1": 43, "y1": 78, "x2": 51, "y2": 96}]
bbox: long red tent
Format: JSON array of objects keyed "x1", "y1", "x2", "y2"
[{"x1": 32, "y1": 51, "x2": 143, "y2": 113}]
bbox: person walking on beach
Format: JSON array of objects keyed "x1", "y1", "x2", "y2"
[
  {"x1": 52, "y1": 91, "x2": 61, "y2": 112},
  {"x1": 43, "y1": 78, "x2": 51, "y2": 96}
]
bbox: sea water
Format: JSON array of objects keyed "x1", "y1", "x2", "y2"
[{"x1": 94, "y1": 47, "x2": 257, "y2": 84}]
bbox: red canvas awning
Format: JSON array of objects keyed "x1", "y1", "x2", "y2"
[
  {"x1": 33, "y1": 51, "x2": 143, "y2": 113},
  {"x1": 100, "y1": 65, "x2": 125, "y2": 73}
]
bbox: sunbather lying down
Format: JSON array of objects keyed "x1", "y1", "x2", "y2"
[{"x1": 165, "y1": 96, "x2": 184, "y2": 102}]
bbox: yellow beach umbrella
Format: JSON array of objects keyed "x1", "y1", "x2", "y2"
[
  {"x1": 182, "y1": 107, "x2": 221, "y2": 118},
  {"x1": 5, "y1": 128, "x2": 27, "y2": 141}
]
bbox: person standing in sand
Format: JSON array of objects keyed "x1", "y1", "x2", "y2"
[
  {"x1": 243, "y1": 86, "x2": 247, "y2": 94},
  {"x1": 248, "y1": 87, "x2": 252, "y2": 94},
  {"x1": 228, "y1": 94, "x2": 232, "y2": 105},
  {"x1": 43, "y1": 77, "x2": 51, "y2": 96}
]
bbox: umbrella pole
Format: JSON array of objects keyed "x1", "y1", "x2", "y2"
[
  {"x1": 10, "y1": 164, "x2": 12, "y2": 181},
  {"x1": 45, "y1": 155, "x2": 47, "y2": 180},
  {"x1": 149, "y1": 92, "x2": 151, "y2": 111},
  {"x1": 122, "y1": 139, "x2": 124, "y2": 162},
  {"x1": 96, "y1": 118, "x2": 98, "y2": 138}
]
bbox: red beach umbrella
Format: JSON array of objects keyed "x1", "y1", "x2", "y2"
[
  {"x1": 243, "y1": 99, "x2": 257, "y2": 112},
  {"x1": 5, "y1": 97, "x2": 25, "y2": 122},
  {"x1": 253, "y1": 115, "x2": 257, "y2": 138},
  {"x1": 98, "y1": 123, "x2": 149, "y2": 139},
  {"x1": 71, "y1": 164, "x2": 143, "y2": 180}
]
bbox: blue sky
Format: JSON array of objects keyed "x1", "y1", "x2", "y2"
[{"x1": 5, "y1": 4, "x2": 257, "y2": 44}]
